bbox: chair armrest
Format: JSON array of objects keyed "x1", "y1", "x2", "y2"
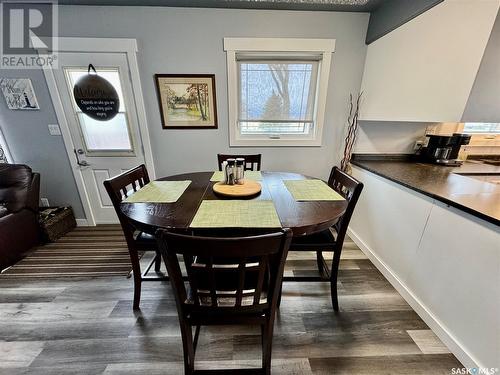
[
  {"x1": 0, "y1": 209, "x2": 40, "y2": 270},
  {"x1": 26, "y1": 172, "x2": 40, "y2": 212}
]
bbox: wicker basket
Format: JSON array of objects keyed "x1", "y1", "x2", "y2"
[{"x1": 40, "y1": 206, "x2": 77, "y2": 242}]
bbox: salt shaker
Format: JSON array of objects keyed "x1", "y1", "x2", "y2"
[
  {"x1": 225, "y1": 158, "x2": 236, "y2": 185},
  {"x1": 221, "y1": 161, "x2": 228, "y2": 184},
  {"x1": 235, "y1": 158, "x2": 245, "y2": 184}
]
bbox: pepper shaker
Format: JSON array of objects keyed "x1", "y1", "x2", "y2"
[
  {"x1": 235, "y1": 158, "x2": 245, "y2": 184},
  {"x1": 225, "y1": 158, "x2": 236, "y2": 185}
]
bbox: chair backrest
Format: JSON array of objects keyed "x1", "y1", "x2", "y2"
[
  {"x1": 156, "y1": 229, "x2": 292, "y2": 319},
  {"x1": 103, "y1": 164, "x2": 150, "y2": 245},
  {"x1": 327, "y1": 166, "x2": 364, "y2": 248},
  {"x1": 217, "y1": 154, "x2": 262, "y2": 171}
]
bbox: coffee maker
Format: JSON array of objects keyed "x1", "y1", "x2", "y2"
[{"x1": 418, "y1": 133, "x2": 471, "y2": 166}]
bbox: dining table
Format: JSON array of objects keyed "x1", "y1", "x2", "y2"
[{"x1": 120, "y1": 171, "x2": 348, "y2": 238}]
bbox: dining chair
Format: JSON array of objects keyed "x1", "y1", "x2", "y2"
[
  {"x1": 156, "y1": 229, "x2": 292, "y2": 375},
  {"x1": 284, "y1": 166, "x2": 363, "y2": 311},
  {"x1": 217, "y1": 153, "x2": 262, "y2": 171},
  {"x1": 103, "y1": 164, "x2": 167, "y2": 310}
]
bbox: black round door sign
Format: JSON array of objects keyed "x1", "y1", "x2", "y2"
[{"x1": 73, "y1": 64, "x2": 120, "y2": 121}]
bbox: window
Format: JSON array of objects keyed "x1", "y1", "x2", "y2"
[
  {"x1": 64, "y1": 68, "x2": 134, "y2": 154},
  {"x1": 463, "y1": 123, "x2": 500, "y2": 134},
  {"x1": 224, "y1": 38, "x2": 335, "y2": 146},
  {"x1": 239, "y1": 61, "x2": 318, "y2": 136},
  {"x1": 0, "y1": 127, "x2": 12, "y2": 163}
]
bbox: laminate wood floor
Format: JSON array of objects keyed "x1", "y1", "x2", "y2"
[{"x1": 0, "y1": 227, "x2": 463, "y2": 374}]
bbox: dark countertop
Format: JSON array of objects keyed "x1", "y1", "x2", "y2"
[{"x1": 351, "y1": 155, "x2": 500, "y2": 227}]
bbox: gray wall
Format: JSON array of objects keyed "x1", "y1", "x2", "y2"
[
  {"x1": 462, "y1": 10, "x2": 500, "y2": 123},
  {"x1": 0, "y1": 69, "x2": 86, "y2": 217},
  {"x1": 0, "y1": 6, "x2": 369, "y2": 220}
]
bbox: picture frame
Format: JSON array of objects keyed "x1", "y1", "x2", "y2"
[
  {"x1": 0, "y1": 78, "x2": 39, "y2": 110},
  {"x1": 154, "y1": 74, "x2": 218, "y2": 129}
]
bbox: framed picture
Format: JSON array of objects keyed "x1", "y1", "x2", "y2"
[
  {"x1": 0, "y1": 78, "x2": 39, "y2": 110},
  {"x1": 155, "y1": 74, "x2": 217, "y2": 129}
]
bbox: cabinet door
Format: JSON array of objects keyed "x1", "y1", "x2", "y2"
[{"x1": 415, "y1": 202, "x2": 500, "y2": 369}]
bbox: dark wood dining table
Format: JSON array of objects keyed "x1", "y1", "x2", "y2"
[{"x1": 120, "y1": 171, "x2": 348, "y2": 237}]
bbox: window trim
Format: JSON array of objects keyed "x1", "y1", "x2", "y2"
[{"x1": 224, "y1": 38, "x2": 335, "y2": 147}]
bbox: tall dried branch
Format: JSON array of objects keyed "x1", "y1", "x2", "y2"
[{"x1": 340, "y1": 92, "x2": 362, "y2": 172}]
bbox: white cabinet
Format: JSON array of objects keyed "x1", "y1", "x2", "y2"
[
  {"x1": 359, "y1": 0, "x2": 499, "y2": 122},
  {"x1": 414, "y1": 201, "x2": 500, "y2": 368},
  {"x1": 349, "y1": 166, "x2": 500, "y2": 369}
]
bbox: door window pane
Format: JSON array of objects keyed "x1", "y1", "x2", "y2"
[
  {"x1": 67, "y1": 69, "x2": 126, "y2": 112},
  {"x1": 64, "y1": 67, "x2": 133, "y2": 153},
  {"x1": 77, "y1": 113, "x2": 132, "y2": 151}
]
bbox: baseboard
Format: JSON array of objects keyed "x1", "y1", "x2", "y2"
[
  {"x1": 75, "y1": 219, "x2": 120, "y2": 226},
  {"x1": 347, "y1": 227, "x2": 480, "y2": 370},
  {"x1": 75, "y1": 218, "x2": 89, "y2": 227}
]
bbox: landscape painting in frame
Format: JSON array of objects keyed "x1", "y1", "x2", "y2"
[
  {"x1": 155, "y1": 74, "x2": 217, "y2": 129},
  {"x1": 0, "y1": 78, "x2": 39, "y2": 110}
]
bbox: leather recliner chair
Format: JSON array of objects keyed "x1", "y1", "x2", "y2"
[{"x1": 0, "y1": 164, "x2": 40, "y2": 271}]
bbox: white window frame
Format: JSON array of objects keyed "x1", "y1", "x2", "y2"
[{"x1": 224, "y1": 38, "x2": 335, "y2": 147}]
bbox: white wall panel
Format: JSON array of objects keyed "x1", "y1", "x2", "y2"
[{"x1": 360, "y1": 0, "x2": 499, "y2": 122}]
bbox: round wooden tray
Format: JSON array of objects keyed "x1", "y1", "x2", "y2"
[{"x1": 213, "y1": 179, "x2": 262, "y2": 197}]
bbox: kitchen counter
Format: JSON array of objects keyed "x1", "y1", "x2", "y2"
[{"x1": 351, "y1": 155, "x2": 500, "y2": 226}]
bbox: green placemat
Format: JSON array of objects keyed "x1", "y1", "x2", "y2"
[
  {"x1": 283, "y1": 179, "x2": 345, "y2": 201},
  {"x1": 210, "y1": 170, "x2": 263, "y2": 182},
  {"x1": 190, "y1": 200, "x2": 281, "y2": 228},
  {"x1": 123, "y1": 181, "x2": 191, "y2": 203}
]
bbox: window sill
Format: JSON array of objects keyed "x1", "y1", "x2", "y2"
[{"x1": 230, "y1": 137, "x2": 322, "y2": 147}]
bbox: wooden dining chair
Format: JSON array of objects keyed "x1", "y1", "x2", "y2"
[
  {"x1": 156, "y1": 229, "x2": 292, "y2": 375},
  {"x1": 217, "y1": 153, "x2": 262, "y2": 171},
  {"x1": 103, "y1": 164, "x2": 167, "y2": 310},
  {"x1": 284, "y1": 166, "x2": 363, "y2": 311}
]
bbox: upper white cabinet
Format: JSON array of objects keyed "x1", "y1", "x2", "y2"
[{"x1": 359, "y1": 0, "x2": 500, "y2": 122}]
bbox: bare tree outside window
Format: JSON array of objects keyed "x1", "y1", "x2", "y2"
[
  {"x1": 238, "y1": 60, "x2": 317, "y2": 135},
  {"x1": 267, "y1": 64, "x2": 290, "y2": 119}
]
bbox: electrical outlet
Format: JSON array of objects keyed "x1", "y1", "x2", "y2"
[
  {"x1": 414, "y1": 140, "x2": 424, "y2": 151},
  {"x1": 48, "y1": 124, "x2": 61, "y2": 136},
  {"x1": 40, "y1": 198, "x2": 50, "y2": 207}
]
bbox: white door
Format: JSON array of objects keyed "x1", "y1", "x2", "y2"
[{"x1": 51, "y1": 52, "x2": 146, "y2": 224}]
